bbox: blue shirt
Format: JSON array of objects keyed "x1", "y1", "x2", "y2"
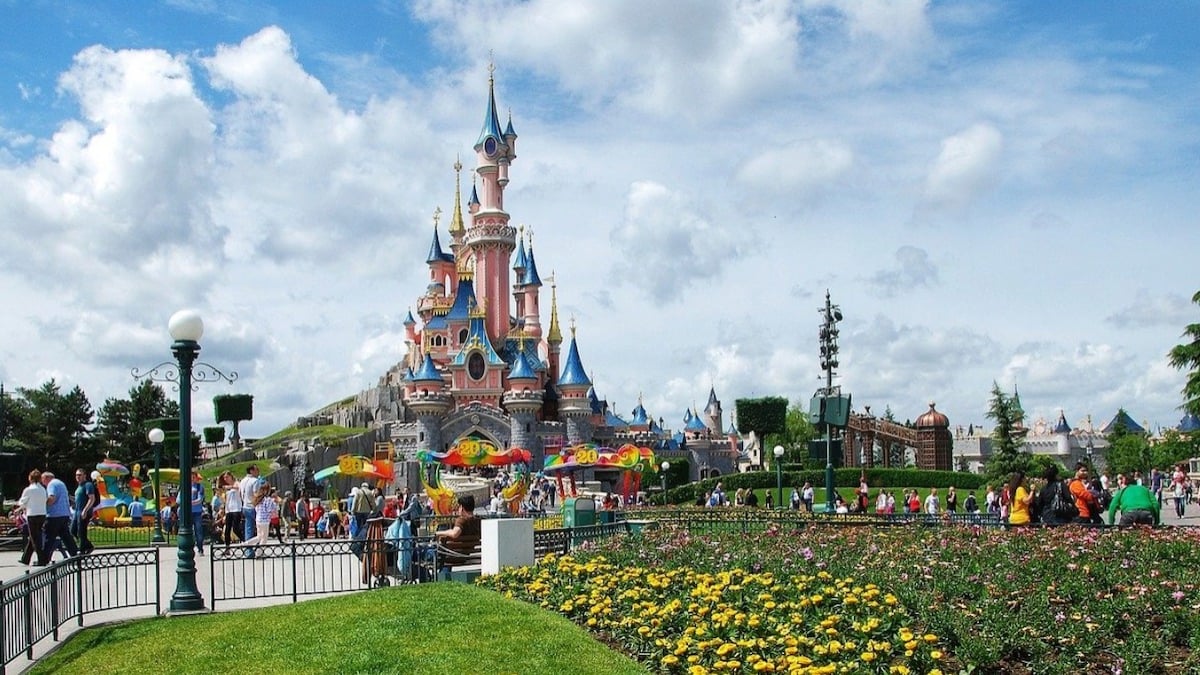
[
  {"x1": 75, "y1": 481, "x2": 97, "y2": 514},
  {"x1": 46, "y1": 479, "x2": 72, "y2": 518},
  {"x1": 191, "y1": 482, "x2": 204, "y2": 514},
  {"x1": 129, "y1": 500, "x2": 144, "y2": 518}
]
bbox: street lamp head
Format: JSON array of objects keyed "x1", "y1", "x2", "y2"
[
  {"x1": 661, "y1": 461, "x2": 670, "y2": 471},
  {"x1": 773, "y1": 445, "x2": 785, "y2": 458},
  {"x1": 168, "y1": 309, "x2": 204, "y2": 343},
  {"x1": 147, "y1": 427, "x2": 165, "y2": 444}
]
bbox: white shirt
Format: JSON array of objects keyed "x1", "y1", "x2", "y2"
[
  {"x1": 1100, "y1": 475, "x2": 1109, "y2": 491},
  {"x1": 239, "y1": 474, "x2": 259, "y2": 508},
  {"x1": 20, "y1": 483, "x2": 48, "y2": 517},
  {"x1": 924, "y1": 494, "x2": 939, "y2": 515},
  {"x1": 225, "y1": 485, "x2": 243, "y2": 512}
]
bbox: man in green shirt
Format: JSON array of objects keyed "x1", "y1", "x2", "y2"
[{"x1": 1107, "y1": 474, "x2": 1161, "y2": 525}]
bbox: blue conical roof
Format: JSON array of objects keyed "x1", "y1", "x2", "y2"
[
  {"x1": 727, "y1": 421, "x2": 739, "y2": 435},
  {"x1": 426, "y1": 227, "x2": 449, "y2": 264},
  {"x1": 469, "y1": 184, "x2": 479, "y2": 207},
  {"x1": 686, "y1": 410, "x2": 707, "y2": 431},
  {"x1": 476, "y1": 76, "x2": 505, "y2": 148},
  {"x1": 604, "y1": 409, "x2": 628, "y2": 427},
  {"x1": 522, "y1": 242, "x2": 542, "y2": 286},
  {"x1": 705, "y1": 387, "x2": 719, "y2": 413},
  {"x1": 445, "y1": 277, "x2": 477, "y2": 321},
  {"x1": 631, "y1": 402, "x2": 648, "y2": 425},
  {"x1": 1053, "y1": 411, "x2": 1071, "y2": 434},
  {"x1": 403, "y1": 310, "x2": 415, "y2": 326},
  {"x1": 513, "y1": 237, "x2": 528, "y2": 271},
  {"x1": 1179, "y1": 413, "x2": 1200, "y2": 433},
  {"x1": 412, "y1": 353, "x2": 443, "y2": 383},
  {"x1": 683, "y1": 409, "x2": 693, "y2": 423},
  {"x1": 1101, "y1": 410, "x2": 1145, "y2": 434},
  {"x1": 508, "y1": 351, "x2": 536, "y2": 380},
  {"x1": 557, "y1": 335, "x2": 591, "y2": 387},
  {"x1": 504, "y1": 113, "x2": 517, "y2": 138}
]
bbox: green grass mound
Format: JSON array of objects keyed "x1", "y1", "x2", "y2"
[{"x1": 33, "y1": 584, "x2": 644, "y2": 675}]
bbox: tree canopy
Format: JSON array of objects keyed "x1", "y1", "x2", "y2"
[
  {"x1": 1168, "y1": 289, "x2": 1200, "y2": 415},
  {"x1": 984, "y1": 382, "x2": 1032, "y2": 482}
]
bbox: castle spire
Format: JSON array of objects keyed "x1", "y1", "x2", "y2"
[
  {"x1": 547, "y1": 273, "x2": 562, "y2": 345},
  {"x1": 557, "y1": 316, "x2": 590, "y2": 387},
  {"x1": 449, "y1": 158, "x2": 465, "y2": 238}
]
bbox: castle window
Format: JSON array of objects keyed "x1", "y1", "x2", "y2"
[
  {"x1": 468, "y1": 352, "x2": 486, "y2": 380},
  {"x1": 458, "y1": 328, "x2": 468, "y2": 344},
  {"x1": 419, "y1": 432, "x2": 425, "y2": 442},
  {"x1": 526, "y1": 423, "x2": 531, "y2": 433}
]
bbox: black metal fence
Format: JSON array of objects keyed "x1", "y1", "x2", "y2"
[
  {"x1": 638, "y1": 508, "x2": 1005, "y2": 533},
  {"x1": 0, "y1": 549, "x2": 159, "y2": 674}
]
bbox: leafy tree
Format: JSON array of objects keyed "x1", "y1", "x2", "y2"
[
  {"x1": 1150, "y1": 429, "x2": 1199, "y2": 472},
  {"x1": 1167, "y1": 289, "x2": 1200, "y2": 415},
  {"x1": 764, "y1": 400, "x2": 817, "y2": 466},
  {"x1": 11, "y1": 380, "x2": 96, "y2": 473},
  {"x1": 1105, "y1": 433, "x2": 1152, "y2": 478},
  {"x1": 94, "y1": 380, "x2": 179, "y2": 465},
  {"x1": 984, "y1": 381, "x2": 1032, "y2": 482}
]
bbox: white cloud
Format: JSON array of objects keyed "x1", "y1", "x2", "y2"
[
  {"x1": 1105, "y1": 290, "x2": 1196, "y2": 330},
  {"x1": 921, "y1": 122, "x2": 1003, "y2": 210},
  {"x1": 735, "y1": 138, "x2": 855, "y2": 197}
]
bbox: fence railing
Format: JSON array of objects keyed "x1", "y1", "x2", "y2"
[
  {"x1": 636, "y1": 508, "x2": 1005, "y2": 533},
  {"x1": 0, "y1": 549, "x2": 159, "y2": 674}
]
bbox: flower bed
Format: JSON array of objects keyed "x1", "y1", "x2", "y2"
[{"x1": 480, "y1": 523, "x2": 1200, "y2": 673}]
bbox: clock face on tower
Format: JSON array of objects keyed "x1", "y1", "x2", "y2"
[
  {"x1": 468, "y1": 352, "x2": 486, "y2": 380},
  {"x1": 483, "y1": 137, "x2": 498, "y2": 157}
]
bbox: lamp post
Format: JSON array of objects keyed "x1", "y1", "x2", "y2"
[
  {"x1": 660, "y1": 461, "x2": 670, "y2": 504},
  {"x1": 817, "y1": 290, "x2": 843, "y2": 513},
  {"x1": 773, "y1": 445, "x2": 784, "y2": 510},
  {"x1": 147, "y1": 428, "x2": 165, "y2": 543},
  {"x1": 132, "y1": 308, "x2": 237, "y2": 613}
]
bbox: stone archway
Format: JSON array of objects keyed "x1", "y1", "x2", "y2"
[{"x1": 439, "y1": 402, "x2": 511, "y2": 451}]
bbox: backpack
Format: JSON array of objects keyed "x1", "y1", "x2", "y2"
[{"x1": 1050, "y1": 480, "x2": 1079, "y2": 521}]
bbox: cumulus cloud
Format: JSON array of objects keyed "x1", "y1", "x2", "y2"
[
  {"x1": 609, "y1": 180, "x2": 744, "y2": 304},
  {"x1": 921, "y1": 122, "x2": 1003, "y2": 209},
  {"x1": 1105, "y1": 290, "x2": 1196, "y2": 330},
  {"x1": 413, "y1": 0, "x2": 803, "y2": 119},
  {"x1": 866, "y1": 246, "x2": 938, "y2": 298},
  {"x1": 734, "y1": 138, "x2": 854, "y2": 197}
]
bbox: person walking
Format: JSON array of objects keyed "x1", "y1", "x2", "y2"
[
  {"x1": 190, "y1": 472, "x2": 206, "y2": 555},
  {"x1": 238, "y1": 465, "x2": 261, "y2": 549},
  {"x1": 72, "y1": 468, "x2": 98, "y2": 554},
  {"x1": 41, "y1": 471, "x2": 79, "y2": 561},
  {"x1": 1171, "y1": 464, "x2": 1190, "y2": 518},
  {"x1": 219, "y1": 473, "x2": 243, "y2": 546},
  {"x1": 295, "y1": 492, "x2": 309, "y2": 540},
  {"x1": 245, "y1": 483, "x2": 277, "y2": 551},
  {"x1": 946, "y1": 486, "x2": 958, "y2": 513},
  {"x1": 18, "y1": 469, "x2": 50, "y2": 566}
]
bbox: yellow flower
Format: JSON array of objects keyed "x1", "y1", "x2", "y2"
[
  {"x1": 923, "y1": 633, "x2": 938, "y2": 643},
  {"x1": 663, "y1": 655, "x2": 680, "y2": 666},
  {"x1": 931, "y1": 650, "x2": 943, "y2": 660},
  {"x1": 861, "y1": 651, "x2": 876, "y2": 663}
]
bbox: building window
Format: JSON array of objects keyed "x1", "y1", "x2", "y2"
[{"x1": 458, "y1": 328, "x2": 468, "y2": 344}]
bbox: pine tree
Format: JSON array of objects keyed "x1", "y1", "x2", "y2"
[{"x1": 984, "y1": 381, "x2": 1032, "y2": 482}]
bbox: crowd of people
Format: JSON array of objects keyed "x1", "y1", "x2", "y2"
[{"x1": 681, "y1": 463, "x2": 1194, "y2": 527}]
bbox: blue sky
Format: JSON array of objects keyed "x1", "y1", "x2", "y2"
[{"x1": 1, "y1": 1, "x2": 1197, "y2": 441}]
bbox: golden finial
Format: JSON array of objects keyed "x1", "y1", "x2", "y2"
[
  {"x1": 516, "y1": 329, "x2": 527, "y2": 353},
  {"x1": 547, "y1": 271, "x2": 562, "y2": 344},
  {"x1": 454, "y1": 155, "x2": 462, "y2": 173},
  {"x1": 569, "y1": 314, "x2": 577, "y2": 337},
  {"x1": 488, "y1": 53, "x2": 495, "y2": 81},
  {"x1": 432, "y1": 206, "x2": 442, "y2": 229},
  {"x1": 450, "y1": 159, "x2": 465, "y2": 235}
]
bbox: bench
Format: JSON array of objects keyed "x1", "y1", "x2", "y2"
[{"x1": 421, "y1": 540, "x2": 483, "y2": 583}]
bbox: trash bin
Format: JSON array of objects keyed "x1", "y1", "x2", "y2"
[
  {"x1": 598, "y1": 509, "x2": 615, "y2": 525},
  {"x1": 562, "y1": 497, "x2": 597, "y2": 528}
]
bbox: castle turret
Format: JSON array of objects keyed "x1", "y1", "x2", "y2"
[
  {"x1": 703, "y1": 386, "x2": 722, "y2": 433},
  {"x1": 448, "y1": 160, "x2": 466, "y2": 252},
  {"x1": 521, "y1": 234, "x2": 543, "y2": 338},
  {"x1": 406, "y1": 352, "x2": 452, "y2": 455},
  {"x1": 557, "y1": 320, "x2": 593, "y2": 445},
  {"x1": 468, "y1": 66, "x2": 517, "y2": 343},
  {"x1": 512, "y1": 226, "x2": 527, "y2": 320},
  {"x1": 503, "y1": 336, "x2": 544, "y2": 456}
]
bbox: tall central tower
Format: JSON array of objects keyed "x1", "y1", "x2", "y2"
[{"x1": 466, "y1": 65, "x2": 519, "y2": 344}]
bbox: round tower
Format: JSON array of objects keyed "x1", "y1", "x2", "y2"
[
  {"x1": 914, "y1": 402, "x2": 951, "y2": 470},
  {"x1": 406, "y1": 352, "x2": 452, "y2": 455},
  {"x1": 557, "y1": 321, "x2": 593, "y2": 445},
  {"x1": 503, "y1": 342, "x2": 544, "y2": 463}
]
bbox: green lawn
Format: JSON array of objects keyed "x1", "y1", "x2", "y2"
[{"x1": 32, "y1": 584, "x2": 643, "y2": 675}]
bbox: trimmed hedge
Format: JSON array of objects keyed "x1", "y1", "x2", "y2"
[{"x1": 666, "y1": 467, "x2": 988, "y2": 504}]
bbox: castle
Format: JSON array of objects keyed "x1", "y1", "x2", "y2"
[{"x1": 331, "y1": 70, "x2": 740, "y2": 486}]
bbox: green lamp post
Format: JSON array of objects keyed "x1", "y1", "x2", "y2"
[{"x1": 147, "y1": 427, "x2": 166, "y2": 543}]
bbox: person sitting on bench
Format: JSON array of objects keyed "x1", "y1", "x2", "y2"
[{"x1": 433, "y1": 495, "x2": 481, "y2": 572}]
